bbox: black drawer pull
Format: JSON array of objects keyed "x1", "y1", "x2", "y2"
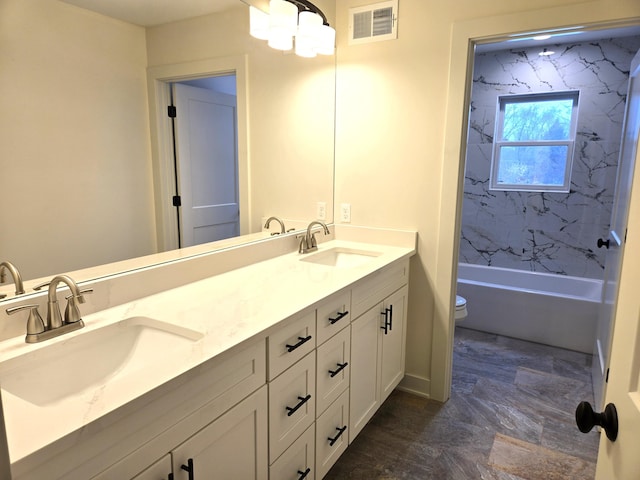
[
  {"x1": 168, "y1": 474, "x2": 174, "y2": 480},
  {"x1": 286, "y1": 394, "x2": 312, "y2": 416},
  {"x1": 328, "y1": 425, "x2": 347, "y2": 446},
  {"x1": 297, "y1": 467, "x2": 311, "y2": 480},
  {"x1": 388, "y1": 305, "x2": 393, "y2": 331},
  {"x1": 328, "y1": 310, "x2": 349, "y2": 324},
  {"x1": 181, "y1": 458, "x2": 194, "y2": 480},
  {"x1": 286, "y1": 335, "x2": 312, "y2": 352},
  {"x1": 328, "y1": 362, "x2": 349, "y2": 378}
]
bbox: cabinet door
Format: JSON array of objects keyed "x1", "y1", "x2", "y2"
[
  {"x1": 132, "y1": 455, "x2": 172, "y2": 480},
  {"x1": 316, "y1": 388, "x2": 349, "y2": 479},
  {"x1": 172, "y1": 386, "x2": 268, "y2": 480},
  {"x1": 380, "y1": 285, "x2": 407, "y2": 402},
  {"x1": 269, "y1": 424, "x2": 315, "y2": 480},
  {"x1": 349, "y1": 304, "x2": 382, "y2": 443},
  {"x1": 316, "y1": 326, "x2": 351, "y2": 416},
  {"x1": 269, "y1": 352, "x2": 316, "y2": 462}
]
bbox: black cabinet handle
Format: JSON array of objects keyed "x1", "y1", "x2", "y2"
[
  {"x1": 297, "y1": 467, "x2": 311, "y2": 479},
  {"x1": 328, "y1": 362, "x2": 349, "y2": 378},
  {"x1": 597, "y1": 238, "x2": 610, "y2": 249},
  {"x1": 380, "y1": 306, "x2": 392, "y2": 335},
  {"x1": 328, "y1": 311, "x2": 349, "y2": 324},
  {"x1": 286, "y1": 335, "x2": 312, "y2": 352},
  {"x1": 286, "y1": 394, "x2": 312, "y2": 416},
  {"x1": 328, "y1": 425, "x2": 347, "y2": 446},
  {"x1": 181, "y1": 458, "x2": 194, "y2": 480},
  {"x1": 168, "y1": 473, "x2": 174, "y2": 480}
]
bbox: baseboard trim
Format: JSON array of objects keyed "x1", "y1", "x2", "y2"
[{"x1": 397, "y1": 374, "x2": 430, "y2": 398}]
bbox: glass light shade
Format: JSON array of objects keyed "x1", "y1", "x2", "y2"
[
  {"x1": 296, "y1": 11, "x2": 322, "y2": 58},
  {"x1": 249, "y1": 6, "x2": 270, "y2": 40},
  {"x1": 269, "y1": 0, "x2": 298, "y2": 36},
  {"x1": 268, "y1": 31, "x2": 294, "y2": 51},
  {"x1": 315, "y1": 24, "x2": 336, "y2": 55}
]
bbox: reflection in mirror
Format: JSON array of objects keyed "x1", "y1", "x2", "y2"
[{"x1": 1, "y1": 0, "x2": 335, "y2": 294}]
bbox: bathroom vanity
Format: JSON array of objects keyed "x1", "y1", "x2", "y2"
[{"x1": 0, "y1": 226, "x2": 416, "y2": 479}]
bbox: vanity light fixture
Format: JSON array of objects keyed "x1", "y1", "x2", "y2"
[
  {"x1": 539, "y1": 48, "x2": 555, "y2": 56},
  {"x1": 250, "y1": 0, "x2": 336, "y2": 57}
]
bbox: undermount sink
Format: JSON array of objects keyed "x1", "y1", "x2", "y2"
[
  {"x1": 300, "y1": 247, "x2": 382, "y2": 268},
  {"x1": 0, "y1": 316, "x2": 203, "y2": 406}
]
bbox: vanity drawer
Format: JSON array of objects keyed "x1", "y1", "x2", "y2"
[
  {"x1": 316, "y1": 326, "x2": 350, "y2": 417},
  {"x1": 269, "y1": 352, "x2": 316, "y2": 462},
  {"x1": 316, "y1": 289, "x2": 351, "y2": 345},
  {"x1": 351, "y1": 259, "x2": 408, "y2": 319},
  {"x1": 269, "y1": 424, "x2": 315, "y2": 480},
  {"x1": 315, "y1": 388, "x2": 349, "y2": 479},
  {"x1": 268, "y1": 310, "x2": 316, "y2": 380}
]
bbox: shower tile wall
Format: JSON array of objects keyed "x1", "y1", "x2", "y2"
[{"x1": 460, "y1": 36, "x2": 640, "y2": 278}]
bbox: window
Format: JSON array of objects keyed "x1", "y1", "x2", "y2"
[{"x1": 490, "y1": 91, "x2": 579, "y2": 192}]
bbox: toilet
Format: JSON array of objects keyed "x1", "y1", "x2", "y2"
[{"x1": 455, "y1": 295, "x2": 468, "y2": 322}]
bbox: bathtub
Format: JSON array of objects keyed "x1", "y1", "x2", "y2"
[{"x1": 456, "y1": 263, "x2": 603, "y2": 353}]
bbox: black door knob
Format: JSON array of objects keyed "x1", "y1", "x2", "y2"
[
  {"x1": 576, "y1": 401, "x2": 618, "y2": 441},
  {"x1": 597, "y1": 238, "x2": 610, "y2": 249}
]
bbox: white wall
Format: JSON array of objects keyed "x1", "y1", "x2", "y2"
[
  {"x1": 334, "y1": 0, "x2": 640, "y2": 401},
  {"x1": 0, "y1": 0, "x2": 156, "y2": 280}
]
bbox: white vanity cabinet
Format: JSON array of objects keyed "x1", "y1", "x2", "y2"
[
  {"x1": 131, "y1": 455, "x2": 172, "y2": 480},
  {"x1": 349, "y1": 262, "x2": 409, "y2": 443},
  {"x1": 171, "y1": 387, "x2": 268, "y2": 480},
  {"x1": 20, "y1": 251, "x2": 411, "y2": 480}
]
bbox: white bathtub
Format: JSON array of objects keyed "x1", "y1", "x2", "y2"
[{"x1": 456, "y1": 263, "x2": 603, "y2": 353}]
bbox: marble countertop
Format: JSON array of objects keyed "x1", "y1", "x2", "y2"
[{"x1": 0, "y1": 238, "x2": 415, "y2": 464}]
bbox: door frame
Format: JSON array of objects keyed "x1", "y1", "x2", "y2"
[
  {"x1": 147, "y1": 55, "x2": 250, "y2": 253},
  {"x1": 434, "y1": 13, "x2": 640, "y2": 403}
]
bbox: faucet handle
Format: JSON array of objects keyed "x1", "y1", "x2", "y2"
[
  {"x1": 6, "y1": 304, "x2": 46, "y2": 339},
  {"x1": 32, "y1": 280, "x2": 50, "y2": 291},
  {"x1": 64, "y1": 289, "x2": 93, "y2": 324}
]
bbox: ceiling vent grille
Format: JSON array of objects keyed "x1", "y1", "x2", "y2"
[{"x1": 348, "y1": 0, "x2": 398, "y2": 45}]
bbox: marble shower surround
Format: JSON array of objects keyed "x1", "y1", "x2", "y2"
[{"x1": 460, "y1": 35, "x2": 640, "y2": 278}]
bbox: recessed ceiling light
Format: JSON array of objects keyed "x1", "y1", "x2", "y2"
[{"x1": 533, "y1": 35, "x2": 551, "y2": 41}]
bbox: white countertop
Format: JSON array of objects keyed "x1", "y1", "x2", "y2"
[{"x1": 0, "y1": 238, "x2": 415, "y2": 465}]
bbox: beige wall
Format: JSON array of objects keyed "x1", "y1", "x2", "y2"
[
  {"x1": 0, "y1": 0, "x2": 156, "y2": 280},
  {"x1": 334, "y1": 0, "x2": 640, "y2": 401}
]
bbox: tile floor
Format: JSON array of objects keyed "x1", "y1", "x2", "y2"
[{"x1": 325, "y1": 327, "x2": 600, "y2": 479}]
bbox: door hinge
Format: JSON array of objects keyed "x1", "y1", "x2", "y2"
[
  {"x1": 605, "y1": 367, "x2": 610, "y2": 383},
  {"x1": 172, "y1": 195, "x2": 181, "y2": 207},
  {"x1": 168, "y1": 105, "x2": 177, "y2": 118}
]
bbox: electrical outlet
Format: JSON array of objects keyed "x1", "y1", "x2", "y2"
[
  {"x1": 317, "y1": 202, "x2": 326, "y2": 220},
  {"x1": 340, "y1": 203, "x2": 351, "y2": 223}
]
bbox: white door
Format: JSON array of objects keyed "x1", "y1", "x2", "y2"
[
  {"x1": 593, "y1": 50, "x2": 640, "y2": 479},
  {"x1": 172, "y1": 83, "x2": 240, "y2": 247},
  {"x1": 592, "y1": 49, "x2": 640, "y2": 409}
]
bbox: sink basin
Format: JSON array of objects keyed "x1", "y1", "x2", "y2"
[
  {"x1": 0, "y1": 316, "x2": 203, "y2": 406},
  {"x1": 300, "y1": 247, "x2": 382, "y2": 268}
]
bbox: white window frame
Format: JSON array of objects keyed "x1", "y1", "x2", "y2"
[{"x1": 490, "y1": 90, "x2": 580, "y2": 193}]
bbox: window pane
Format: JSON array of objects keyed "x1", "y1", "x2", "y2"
[
  {"x1": 497, "y1": 145, "x2": 569, "y2": 186},
  {"x1": 502, "y1": 99, "x2": 573, "y2": 142}
]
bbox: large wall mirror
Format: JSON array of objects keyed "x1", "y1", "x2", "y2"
[{"x1": 0, "y1": 0, "x2": 336, "y2": 293}]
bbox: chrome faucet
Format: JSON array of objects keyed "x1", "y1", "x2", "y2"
[
  {"x1": 7, "y1": 274, "x2": 89, "y2": 343},
  {"x1": 299, "y1": 221, "x2": 330, "y2": 254},
  {"x1": 0, "y1": 261, "x2": 25, "y2": 296},
  {"x1": 264, "y1": 216, "x2": 286, "y2": 235}
]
